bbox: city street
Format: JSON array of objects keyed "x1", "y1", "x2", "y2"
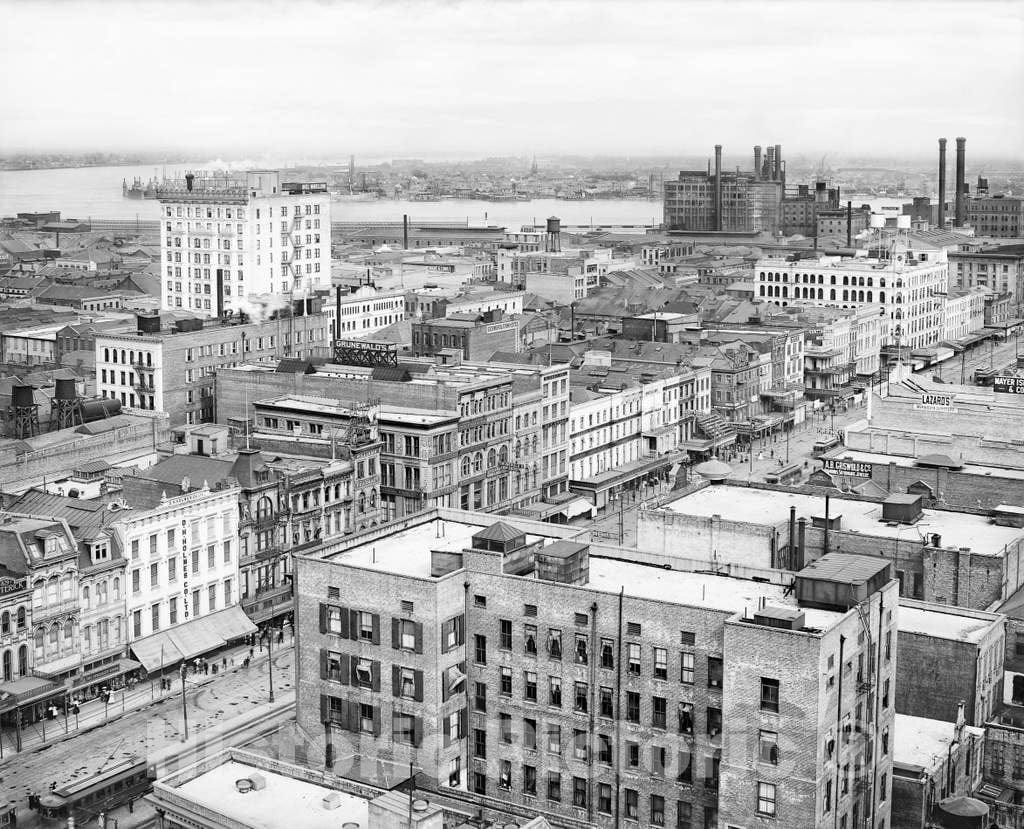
[
  {"x1": 0, "y1": 642, "x2": 294, "y2": 827},
  {"x1": 929, "y1": 334, "x2": 1022, "y2": 383}
]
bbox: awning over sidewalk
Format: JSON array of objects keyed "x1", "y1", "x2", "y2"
[
  {"x1": 130, "y1": 605, "x2": 257, "y2": 673},
  {"x1": 0, "y1": 675, "x2": 60, "y2": 712},
  {"x1": 32, "y1": 652, "x2": 84, "y2": 680}
]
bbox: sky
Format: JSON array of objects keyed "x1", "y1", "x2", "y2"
[{"x1": 1, "y1": 0, "x2": 1022, "y2": 160}]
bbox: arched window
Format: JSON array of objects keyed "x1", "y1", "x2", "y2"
[
  {"x1": 146, "y1": 352, "x2": 152, "y2": 366},
  {"x1": 842, "y1": 290, "x2": 849, "y2": 302},
  {"x1": 830, "y1": 289, "x2": 836, "y2": 301},
  {"x1": 16, "y1": 607, "x2": 25, "y2": 630},
  {"x1": 64, "y1": 619, "x2": 74, "y2": 641},
  {"x1": 104, "y1": 348, "x2": 110, "y2": 362},
  {"x1": 48, "y1": 624, "x2": 59, "y2": 648},
  {"x1": 46, "y1": 576, "x2": 59, "y2": 604},
  {"x1": 358, "y1": 492, "x2": 366, "y2": 513},
  {"x1": 487, "y1": 449, "x2": 497, "y2": 469},
  {"x1": 120, "y1": 349, "x2": 126, "y2": 364},
  {"x1": 759, "y1": 285, "x2": 765, "y2": 297},
  {"x1": 781, "y1": 286, "x2": 788, "y2": 298},
  {"x1": 879, "y1": 278, "x2": 886, "y2": 288},
  {"x1": 842, "y1": 276, "x2": 849, "y2": 286},
  {"x1": 0, "y1": 611, "x2": 8, "y2": 635},
  {"x1": 369, "y1": 491, "x2": 377, "y2": 508},
  {"x1": 879, "y1": 292, "x2": 886, "y2": 303},
  {"x1": 461, "y1": 456, "x2": 471, "y2": 477},
  {"x1": 256, "y1": 496, "x2": 274, "y2": 519},
  {"x1": 17, "y1": 644, "x2": 27, "y2": 675},
  {"x1": 112, "y1": 578, "x2": 120, "y2": 601},
  {"x1": 499, "y1": 446, "x2": 509, "y2": 465},
  {"x1": 818, "y1": 288, "x2": 824, "y2": 300},
  {"x1": 82, "y1": 585, "x2": 90, "y2": 608},
  {"x1": 515, "y1": 440, "x2": 522, "y2": 459},
  {"x1": 867, "y1": 291, "x2": 873, "y2": 302},
  {"x1": 473, "y1": 452, "x2": 483, "y2": 473}
]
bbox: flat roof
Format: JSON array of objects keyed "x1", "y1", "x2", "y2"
[
  {"x1": 828, "y1": 449, "x2": 1024, "y2": 482},
  {"x1": 893, "y1": 714, "x2": 983, "y2": 771},
  {"x1": 897, "y1": 604, "x2": 999, "y2": 643},
  {"x1": 333, "y1": 519, "x2": 559, "y2": 578},
  {"x1": 328, "y1": 517, "x2": 844, "y2": 629},
  {"x1": 172, "y1": 759, "x2": 368, "y2": 829},
  {"x1": 661, "y1": 486, "x2": 1024, "y2": 554}
]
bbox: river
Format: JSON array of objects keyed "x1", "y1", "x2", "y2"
[{"x1": 0, "y1": 164, "x2": 663, "y2": 228}]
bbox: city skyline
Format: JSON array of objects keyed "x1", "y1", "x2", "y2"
[{"x1": 0, "y1": 0, "x2": 1022, "y2": 158}]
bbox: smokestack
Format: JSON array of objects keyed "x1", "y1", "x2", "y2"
[
  {"x1": 765, "y1": 146, "x2": 775, "y2": 180},
  {"x1": 774, "y1": 144, "x2": 782, "y2": 181},
  {"x1": 714, "y1": 144, "x2": 723, "y2": 232},
  {"x1": 955, "y1": 137, "x2": 966, "y2": 227},
  {"x1": 185, "y1": 172, "x2": 195, "y2": 193},
  {"x1": 846, "y1": 201, "x2": 853, "y2": 247},
  {"x1": 402, "y1": 214, "x2": 409, "y2": 250},
  {"x1": 754, "y1": 146, "x2": 762, "y2": 180},
  {"x1": 335, "y1": 285, "x2": 342, "y2": 342},
  {"x1": 938, "y1": 138, "x2": 947, "y2": 228}
]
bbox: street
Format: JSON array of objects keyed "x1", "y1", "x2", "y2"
[
  {"x1": 0, "y1": 642, "x2": 294, "y2": 828},
  {"x1": 929, "y1": 334, "x2": 1021, "y2": 384}
]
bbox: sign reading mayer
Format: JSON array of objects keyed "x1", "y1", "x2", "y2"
[
  {"x1": 822, "y1": 458, "x2": 873, "y2": 478},
  {"x1": 994, "y1": 376, "x2": 1024, "y2": 395}
]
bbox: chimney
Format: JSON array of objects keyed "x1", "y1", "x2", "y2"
[
  {"x1": 955, "y1": 137, "x2": 966, "y2": 227},
  {"x1": 402, "y1": 214, "x2": 409, "y2": 250},
  {"x1": 714, "y1": 144, "x2": 723, "y2": 232},
  {"x1": 846, "y1": 201, "x2": 853, "y2": 247},
  {"x1": 774, "y1": 144, "x2": 782, "y2": 180},
  {"x1": 765, "y1": 145, "x2": 775, "y2": 181},
  {"x1": 753, "y1": 146, "x2": 762, "y2": 179},
  {"x1": 185, "y1": 172, "x2": 195, "y2": 193},
  {"x1": 938, "y1": 138, "x2": 947, "y2": 228}
]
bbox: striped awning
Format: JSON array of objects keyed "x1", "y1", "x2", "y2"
[{"x1": 130, "y1": 605, "x2": 256, "y2": 673}]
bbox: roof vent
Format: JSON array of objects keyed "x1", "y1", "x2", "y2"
[
  {"x1": 235, "y1": 779, "x2": 253, "y2": 794},
  {"x1": 412, "y1": 800, "x2": 429, "y2": 813},
  {"x1": 322, "y1": 792, "x2": 343, "y2": 810}
]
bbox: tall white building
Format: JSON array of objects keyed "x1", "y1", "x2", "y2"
[
  {"x1": 158, "y1": 170, "x2": 331, "y2": 317},
  {"x1": 756, "y1": 243, "x2": 949, "y2": 350}
]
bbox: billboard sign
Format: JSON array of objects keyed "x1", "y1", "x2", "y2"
[
  {"x1": 822, "y1": 458, "x2": 873, "y2": 478},
  {"x1": 994, "y1": 376, "x2": 1024, "y2": 395}
]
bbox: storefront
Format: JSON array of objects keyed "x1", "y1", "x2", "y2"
[{"x1": 129, "y1": 605, "x2": 256, "y2": 675}]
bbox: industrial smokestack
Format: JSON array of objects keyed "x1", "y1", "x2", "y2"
[
  {"x1": 753, "y1": 146, "x2": 762, "y2": 180},
  {"x1": 938, "y1": 138, "x2": 947, "y2": 228},
  {"x1": 955, "y1": 137, "x2": 966, "y2": 227},
  {"x1": 765, "y1": 146, "x2": 775, "y2": 181},
  {"x1": 846, "y1": 201, "x2": 853, "y2": 247},
  {"x1": 714, "y1": 145, "x2": 723, "y2": 232},
  {"x1": 774, "y1": 144, "x2": 782, "y2": 180},
  {"x1": 402, "y1": 214, "x2": 409, "y2": 250},
  {"x1": 185, "y1": 172, "x2": 195, "y2": 193}
]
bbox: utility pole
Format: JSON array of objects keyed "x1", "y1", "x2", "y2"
[
  {"x1": 180, "y1": 664, "x2": 189, "y2": 742},
  {"x1": 268, "y1": 627, "x2": 275, "y2": 703}
]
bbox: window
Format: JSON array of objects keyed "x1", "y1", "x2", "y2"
[
  {"x1": 207, "y1": 584, "x2": 217, "y2": 611},
  {"x1": 474, "y1": 634, "x2": 487, "y2": 665},
  {"x1": 499, "y1": 760, "x2": 512, "y2": 791},
  {"x1": 653, "y1": 695, "x2": 667, "y2": 729},
  {"x1": 761, "y1": 677, "x2": 780, "y2": 712},
  {"x1": 473, "y1": 681, "x2": 486, "y2": 712},
  {"x1": 473, "y1": 593, "x2": 486, "y2": 608},
  {"x1": 677, "y1": 747, "x2": 693, "y2": 783},
  {"x1": 680, "y1": 651, "x2": 694, "y2": 684},
  {"x1": 524, "y1": 624, "x2": 538, "y2": 655},
  {"x1": 547, "y1": 723, "x2": 561, "y2": 754},
  {"x1": 598, "y1": 733, "x2": 612, "y2": 763},
  {"x1": 473, "y1": 727, "x2": 487, "y2": 759},
  {"x1": 759, "y1": 730, "x2": 779, "y2": 764},
  {"x1": 651, "y1": 794, "x2": 666, "y2": 827},
  {"x1": 150, "y1": 562, "x2": 159, "y2": 588},
  {"x1": 677, "y1": 801, "x2": 693, "y2": 829},
  {"x1": 707, "y1": 707, "x2": 722, "y2": 737},
  {"x1": 395, "y1": 619, "x2": 418, "y2": 651},
  {"x1": 601, "y1": 637, "x2": 614, "y2": 669},
  {"x1": 500, "y1": 667, "x2": 512, "y2": 696},
  {"x1": 132, "y1": 569, "x2": 140, "y2": 594},
  {"x1": 499, "y1": 618, "x2": 512, "y2": 650},
  {"x1": 575, "y1": 633, "x2": 588, "y2": 664},
  {"x1": 599, "y1": 686, "x2": 614, "y2": 718},
  {"x1": 524, "y1": 671, "x2": 537, "y2": 702},
  {"x1": 549, "y1": 675, "x2": 562, "y2": 707},
  {"x1": 628, "y1": 642, "x2": 641, "y2": 675},
  {"x1": 448, "y1": 757, "x2": 461, "y2": 788},
  {"x1": 523, "y1": 765, "x2": 536, "y2": 796},
  {"x1": 653, "y1": 647, "x2": 668, "y2": 680},
  {"x1": 167, "y1": 557, "x2": 176, "y2": 582},
  {"x1": 499, "y1": 713, "x2": 512, "y2": 744},
  {"x1": 471, "y1": 771, "x2": 486, "y2": 796},
  {"x1": 524, "y1": 717, "x2": 537, "y2": 750},
  {"x1": 547, "y1": 628, "x2": 562, "y2": 659},
  {"x1": 678, "y1": 701, "x2": 694, "y2": 734},
  {"x1": 598, "y1": 783, "x2": 612, "y2": 814},
  {"x1": 708, "y1": 657, "x2": 723, "y2": 688},
  {"x1": 151, "y1": 603, "x2": 160, "y2": 631},
  {"x1": 568, "y1": 775, "x2": 586, "y2": 808},
  {"x1": 756, "y1": 782, "x2": 777, "y2": 817},
  {"x1": 573, "y1": 729, "x2": 588, "y2": 761},
  {"x1": 626, "y1": 690, "x2": 640, "y2": 723},
  {"x1": 441, "y1": 614, "x2": 464, "y2": 652},
  {"x1": 624, "y1": 788, "x2": 638, "y2": 820},
  {"x1": 547, "y1": 771, "x2": 561, "y2": 803}
]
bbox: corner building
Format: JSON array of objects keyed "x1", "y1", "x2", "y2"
[
  {"x1": 295, "y1": 511, "x2": 897, "y2": 829},
  {"x1": 157, "y1": 170, "x2": 330, "y2": 316}
]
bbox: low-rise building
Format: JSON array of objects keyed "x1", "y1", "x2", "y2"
[{"x1": 949, "y1": 244, "x2": 1024, "y2": 303}]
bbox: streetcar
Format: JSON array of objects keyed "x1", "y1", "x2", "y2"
[
  {"x1": 765, "y1": 463, "x2": 803, "y2": 485},
  {"x1": 33, "y1": 757, "x2": 150, "y2": 823}
]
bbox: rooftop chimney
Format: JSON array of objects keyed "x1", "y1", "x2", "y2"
[
  {"x1": 937, "y1": 138, "x2": 947, "y2": 228},
  {"x1": 774, "y1": 144, "x2": 782, "y2": 181},
  {"x1": 753, "y1": 146, "x2": 762, "y2": 180},
  {"x1": 955, "y1": 137, "x2": 966, "y2": 227},
  {"x1": 714, "y1": 144, "x2": 723, "y2": 232}
]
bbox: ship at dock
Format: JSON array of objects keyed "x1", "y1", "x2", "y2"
[{"x1": 122, "y1": 175, "x2": 161, "y2": 199}]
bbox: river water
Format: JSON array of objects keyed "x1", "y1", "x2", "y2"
[{"x1": 0, "y1": 164, "x2": 664, "y2": 228}]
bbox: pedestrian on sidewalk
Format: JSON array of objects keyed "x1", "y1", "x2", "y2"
[
  {"x1": 277, "y1": 628, "x2": 284, "y2": 645},
  {"x1": 222, "y1": 657, "x2": 227, "y2": 671},
  {"x1": 203, "y1": 660, "x2": 209, "y2": 676},
  {"x1": 249, "y1": 646, "x2": 254, "y2": 660}
]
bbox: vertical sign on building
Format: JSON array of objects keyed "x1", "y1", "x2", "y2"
[{"x1": 181, "y1": 517, "x2": 190, "y2": 620}]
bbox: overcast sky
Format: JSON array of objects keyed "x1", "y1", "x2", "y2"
[{"x1": 1, "y1": 0, "x2": 1022, "y2": 159}]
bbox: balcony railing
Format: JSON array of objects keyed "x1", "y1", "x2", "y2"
[{"x1": 33, "y1": 598, "x2": 78, "y2": 622}]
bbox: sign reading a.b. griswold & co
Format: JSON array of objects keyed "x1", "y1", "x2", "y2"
[
  {"x1": 821, "y1": 457, "x2": 873, "y2": 478},
  {"x1": 994, "y1": 376, "x2": 1024, "y2": 395}
]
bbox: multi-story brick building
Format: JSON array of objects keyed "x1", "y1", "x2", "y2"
[
  {"x1": 94, "y1": 309, "x2": 332, "y2": 425},
  {"x1": 949, "y1": 244, "x2": 1024, "y2": 305},
  {"x1": 157, "y1": 170, "x2": 330, "y2": 316},
  {"x1": 966, "y1": 195, "x2": 1024, "y2": 239},
  {"x1": 294, "y1": 509, "x2": 897, "y2": 829},
  {"x1": 756, "y1": 243, "x2": 950, "y2": 351},
  {"x1": 895, "y1": 600, "x2": 1005, "y2": 727}
]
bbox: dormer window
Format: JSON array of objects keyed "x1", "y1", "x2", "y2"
[
  {"x1": 91, "y1": 542, "x2": 109, "y2": 562},
  {"x1": 44, "y1": 536, "x2": 58, "y2": 556}
]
